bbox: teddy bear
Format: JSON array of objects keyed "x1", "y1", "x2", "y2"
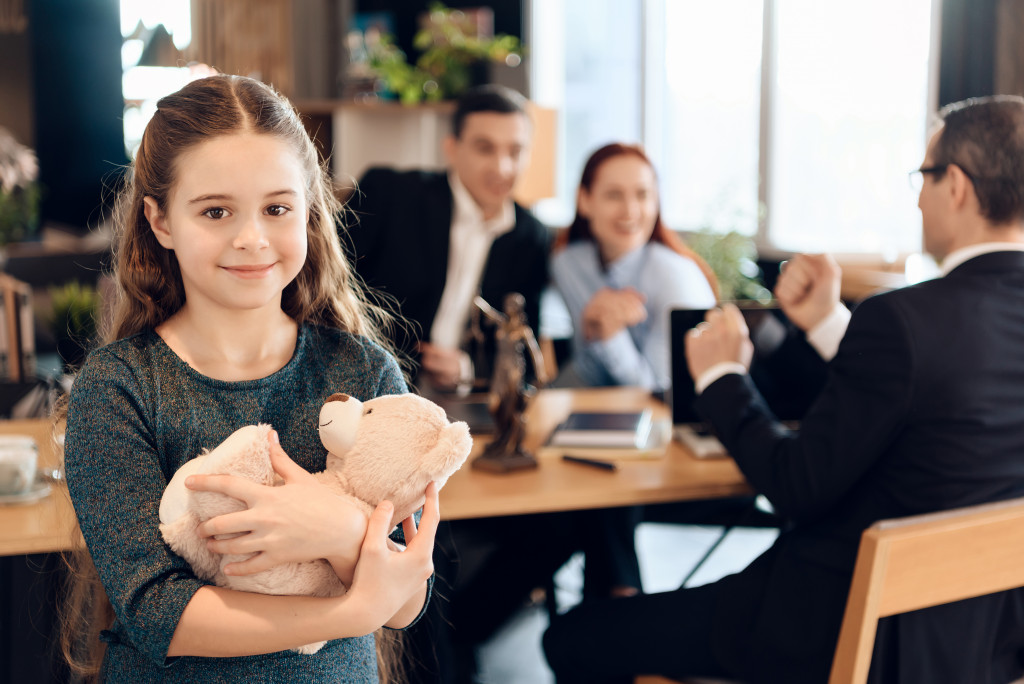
[{"x1": 158, "y1": 392, "x2": 473, "y2": 653}]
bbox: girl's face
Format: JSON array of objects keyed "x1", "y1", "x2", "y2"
[
  {"x1": 144, "y1": 132, "x2": 309, "y2": 318},
  {"x1": 578, "y1": 154, "x2": 659, "y2": 263}
]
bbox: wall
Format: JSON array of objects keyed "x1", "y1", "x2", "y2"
[
  {"x1": 28, "y1": 0, "x2": 126, "y2": 230},
  {"x1": 0, "y1": 30, "x2": 33, "y2": 147}
]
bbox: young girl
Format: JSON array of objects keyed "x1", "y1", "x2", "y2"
[
  {"x1": 552, "y1": 142, "x2": 718, "y2": 393},
  {"x1": 551, "y1": 143, "x2": 718, "y2": 600},
  {"x1": 61, "y1": 74, "x2": 437, "y2": 683}
]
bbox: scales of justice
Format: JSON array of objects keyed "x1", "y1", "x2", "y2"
[{"x1": 469, "y1": 292, "x2": 549, "y2": 473}]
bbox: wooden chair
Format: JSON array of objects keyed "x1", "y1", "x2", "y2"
[
  {"x1": 636, "y1": 496, "x2": 1024, "y2": 684},
  {"x1": 829, "y1": 495, "x2": 1024, "y2": 683}
]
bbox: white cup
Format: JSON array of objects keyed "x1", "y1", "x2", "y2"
[{"x1": 0, "y1": 435, "x2": 38, "y2": 496}]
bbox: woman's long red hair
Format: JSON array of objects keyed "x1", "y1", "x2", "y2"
[{"x1": 554, "y1": 143, "x2": 718, "y2": 298}]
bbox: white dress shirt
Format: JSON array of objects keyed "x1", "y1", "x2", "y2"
[{"x1": 429, "y1": 171, "x2": 515, "y2": 350}]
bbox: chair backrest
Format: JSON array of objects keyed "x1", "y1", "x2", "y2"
[{"x1": 829, "y1": 496, "x2": 1024, "y2": 684}]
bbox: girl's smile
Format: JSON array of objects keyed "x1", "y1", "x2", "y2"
[{"x1": 221, "y1": 263, "x2": 279, "y2": 278}]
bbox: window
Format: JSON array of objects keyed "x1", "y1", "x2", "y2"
[
  {"x1": 120, "y1": 0, "x2": 195, "y2": 157},
  {"x1": 530, "y1": 0, "x2": 938, "y2": 256}
]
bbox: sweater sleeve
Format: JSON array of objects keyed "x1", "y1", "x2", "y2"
[{"x1": 65, "y1": 349, "x2": 207, "y2": 667}]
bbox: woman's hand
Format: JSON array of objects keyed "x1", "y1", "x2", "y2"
[
  {"x1": 346, "y1": 482, "x2": 439, "y2": 628},
  {"x1": 187, "y1": 430, "x2": 367, "y2": 579},
  {"x1": 581, "y1": 287, "x2": 648, "y2": 341}
]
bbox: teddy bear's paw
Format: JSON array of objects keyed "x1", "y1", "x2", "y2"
[
  {"x1": 159, "y1": 512, "x2": 221, "y2": 582},
  {"x1": 293, "y1": 640, "x2": 327, "y2": 655}
]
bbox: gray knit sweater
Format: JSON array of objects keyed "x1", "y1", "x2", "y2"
[{"x1": 66, "y1": 324, "x2": 419, "y2": 683}]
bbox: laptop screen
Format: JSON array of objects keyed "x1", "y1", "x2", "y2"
[{"x1": 669, "y1": 306, "x2": 829, "y2": 426}]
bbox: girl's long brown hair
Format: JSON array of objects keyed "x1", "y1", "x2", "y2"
[
  {"x1": 554, "y1": 142, "x2": 719, "y2": 298},
  {"x1": 59, "y1": 74, "x2": 403, "y2": 682}
]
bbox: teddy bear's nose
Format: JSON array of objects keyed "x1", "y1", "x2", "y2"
[{"x1": 326, "y1": 393, "x2": 350, "y2": 403}]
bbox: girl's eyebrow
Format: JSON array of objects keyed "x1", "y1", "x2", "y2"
[{"x1": 187, "y1": 189, "x2": 298, "y2": 204}]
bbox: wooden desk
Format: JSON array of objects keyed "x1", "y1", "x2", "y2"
[
  {"x1": 0, "y1": 388, "x2": 751, "y2": 555},
  {"x1": 440, "y1": 387, "x2": 751, "y2": 520},
  {"x1": 0, "y1": 419, "x2": 80, "y2": 556}
]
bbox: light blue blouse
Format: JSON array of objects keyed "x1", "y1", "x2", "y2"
[{"x1": 551, "y1": 241, "x2": 716, "y2": 391}]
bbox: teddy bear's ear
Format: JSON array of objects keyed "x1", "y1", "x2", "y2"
[{"x1": 423, "y1": 420, "x2": 473, "y2": 487}]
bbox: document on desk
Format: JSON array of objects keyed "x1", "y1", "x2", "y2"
[{"x1": 539, "y1": 413, "x2": 672, "y2": 461}]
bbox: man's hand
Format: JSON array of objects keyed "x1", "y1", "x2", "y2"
[
  {"x1": 581, "y1": 287, "x2": 648, "y2": 341},
  {"x1": 774, "y1": 253, "x2": 842, "y2": 332},
  {"x1": 418, "y1": 342, "x2": 464, "y2": 390},
  {"x1": 685, "y1": 304, "x2": 753, "y2": 380}
]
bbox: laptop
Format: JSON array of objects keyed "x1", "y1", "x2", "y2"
[{"x1": 669, "y1": 305, "x2": 829, "y2": 457}]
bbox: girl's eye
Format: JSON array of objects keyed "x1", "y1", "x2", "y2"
[
  {"x1": 202, "y1": 207, "x2": 227, "y2": 220},
  {"x1": 266, "y1": 204, "x2": 290, "y2": 217}
]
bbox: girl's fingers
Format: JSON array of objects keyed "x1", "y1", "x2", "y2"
[
  {"x1": 401, "y1": 514, "x2": 418, "y2": 545},
  {"x1": 267, "y1": 431, "x2": 312, "y2": 483},
  {"x1": 362, "y1": 500, "x2": 395, "y2": 552},
  {"x1": 408, "y1": 482, "x2": 440, "y2": 551},
  {"x1": 222, "y1": 552, "x2": 273, "y2": 577},
  {"x1": 196, "y1": 510, "x2": 257, "y2": 538},
  {"x1": 205, "y1": 531, "x2": 259, "y2": 555},
  {"x1": 185, "y1": 473, "x2": 261, "y2": 503}
]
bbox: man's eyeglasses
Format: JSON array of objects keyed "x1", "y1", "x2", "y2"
[{"x1": 908, "y1": 165, "x2": 948, "y2": 192}]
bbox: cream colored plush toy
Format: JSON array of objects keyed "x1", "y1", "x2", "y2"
[{"x1": 158, "y1": 392, "x2": 472, "y2": 653}]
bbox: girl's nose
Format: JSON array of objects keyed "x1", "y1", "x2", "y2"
[{"x1": 233, "y1": 215, "x2": 270, "y2": 250}]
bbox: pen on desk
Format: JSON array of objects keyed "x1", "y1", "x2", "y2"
[{"x1": 562, "y1": 454, "x2": 618, "y2": 472}]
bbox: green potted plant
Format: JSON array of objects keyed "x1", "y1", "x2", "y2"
[
  {"x1": 49, "y1": 281, "x2": 101, "y2": 371},
  {"x1": 367, "y1": 3, "x2": 522, "y2": 104},
  {"x1": 0, "y1": 127, "x2": 41, "y2": 249},
  {"x1": 688, "y1": 229, "x2": 773, "y2": 302}
]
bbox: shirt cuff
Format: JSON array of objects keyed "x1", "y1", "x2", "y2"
[
  {"x1": 455, "y1": 351, "x2": 475, "y2": 397},
  {"x1": 806, "y1": 304, "x2": 852, "y2": 361},
  {"x1": 694, "y1": 362, "x2": 748, "y2": 394}
]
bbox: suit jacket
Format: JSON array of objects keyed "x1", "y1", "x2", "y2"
[
  {"x1": 697, "y1": 251, "x2": 1024, "y2": 684},
  {"x1": 343, "y1": 167, "x2": 550, "y2": 383}
]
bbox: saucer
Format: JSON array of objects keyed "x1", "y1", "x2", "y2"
[{"x1": 0, "y1": 480, "x2": 52, "y2": 505}]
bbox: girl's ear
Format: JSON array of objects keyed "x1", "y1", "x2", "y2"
[{"x1": 143, "y1": 196, "x2": 174, "y2": 249}]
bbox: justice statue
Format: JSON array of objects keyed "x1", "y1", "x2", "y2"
[{"x1": 470, "y1": 293, "x2": 549, "y2": 473}]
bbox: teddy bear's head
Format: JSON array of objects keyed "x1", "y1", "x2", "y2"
[{"x1": 318, "y1": 392, "x2": 472, "y2": 524}]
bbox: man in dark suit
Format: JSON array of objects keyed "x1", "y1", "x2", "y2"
[
  {"x1": 544, "y1": 96, "x2": 1024, "y2": 684},
  {"x1": 344, "y1": 84, "x2": 549, "y2": 393}
]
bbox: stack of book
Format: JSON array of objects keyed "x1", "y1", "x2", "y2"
[{"x1": 543, "y1": 408, "x2": 667, "y2": 461}]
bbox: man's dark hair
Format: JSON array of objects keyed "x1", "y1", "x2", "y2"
[
  {"x1": 452, "y1": 84, "x2": 528, "y2": 139},
  {"x1": 933, "y1": 95, "x2": 1024, "y2": 225}
]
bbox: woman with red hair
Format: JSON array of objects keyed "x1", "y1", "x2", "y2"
[
  {"x1": 552, "y1": 143, "x2": 717, "y2": 392},
  {"x1": 551, "y1": 143, "x2": 718, "y2": 600}
]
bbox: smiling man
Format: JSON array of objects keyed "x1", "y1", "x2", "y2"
[{"x1": 344, "y1": 84, "x2": 550, "y2": 394}]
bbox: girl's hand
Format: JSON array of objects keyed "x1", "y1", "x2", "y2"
[
  {"x1": 346, "y1": 482, "x2": 439, "y2": 627},
  {"x1": 187, "y1": 431, "x2": 367, "y2": 577},
  {"x1": 582, "y1": 287, "x2": 648, "y2": 341}
]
